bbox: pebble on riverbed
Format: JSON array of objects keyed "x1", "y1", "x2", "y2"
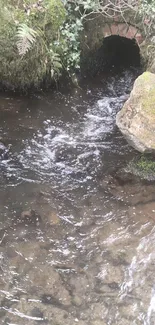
[
  {"x1": 47, "y1": 210, "x2": 60, "y2": 225},
  {"x1": 21, "y1": 209, "x2": 41, "y2": 225}
]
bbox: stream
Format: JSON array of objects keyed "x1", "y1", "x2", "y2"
[{"x1": 1, "y1": 68, "x2": 155, "y2": 325}]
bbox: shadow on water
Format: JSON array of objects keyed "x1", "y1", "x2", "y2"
[{"x1": 1, "y1": 67, "x2": 155, "y2": 325}]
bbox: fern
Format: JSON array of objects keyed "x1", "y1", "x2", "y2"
[
  {"x1": 49, "y1": 48, "x2": 62, "y2": 77},
  {"x1": 16, "y1": 24, "x2": 38, "y2": 56}
]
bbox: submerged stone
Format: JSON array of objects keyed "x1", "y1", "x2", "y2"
[{"x1": 116, "y1": 71, "x2": 155, "y2": 153}]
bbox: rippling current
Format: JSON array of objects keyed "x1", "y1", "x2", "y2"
[{"x1": 1, "y1": 69, "x2": 155, "y2": 325}]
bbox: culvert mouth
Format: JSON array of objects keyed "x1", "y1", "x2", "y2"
[
  {"x1": 81, "y1": 35, "x2": 142, "y2": 77},
  {"x1": 97, "y1": 35, "x2": 141, "y2": 72}
]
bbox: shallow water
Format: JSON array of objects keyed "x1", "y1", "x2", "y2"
[{"x1": 1, "y1": 69, "x2": 155, "y2": 325}]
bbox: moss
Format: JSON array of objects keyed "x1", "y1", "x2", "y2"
[
  {"x1": 142, "y1": 89, "x2": 155, "y2": 116},
  {"x1": 126, "y1": 155, "x2": 155, "y2": 181},
  {"x1": 136, "y1": 156, "x2": 155, "y2": 172},
  {"x1": 141, "y1": 71, "x2": 151, "y2": 80},
  {"x1": 134, "y1": 72, "x2": 155, "y2": 117},
  {"x1": 0, "y1": 24, "x2": 47, "y2": 90},
  {"x1": 0, "y1": 0, "x2": 66, "y2": 91}
]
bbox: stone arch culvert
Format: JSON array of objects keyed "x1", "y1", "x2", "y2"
[{"x1": 81, "y1": 19, "x2": 145, "y2": 76}]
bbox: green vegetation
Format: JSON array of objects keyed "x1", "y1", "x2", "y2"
[
  {"x1": 127, "y1": 155, "x2": 155, "y2": 180},
  {"x1": 0, "y1": 0, "x2": 66, "y2": 90},
  {"x1": 0, "y1": 0, "x2": 155, "y2": 90},
  {"x1": 136, "y1": 156, "x2": 155, "y2": 173}
]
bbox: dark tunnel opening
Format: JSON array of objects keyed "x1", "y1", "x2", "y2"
[{"x1": 93, "y1": 35, "x2": 141, "y2": 75}]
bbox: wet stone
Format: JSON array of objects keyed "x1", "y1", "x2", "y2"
[
  {"x1": 27, "y1": 264, "x2": 72, "y2": 306},
  {"x1": 128, "y1": 202, "x2": 155, "y2": 222},
  {"x1": 8, "y1": 241, "x2": 46, "y2": 267},
  {"x1": 118, "y1": 302, "x2": 143, "y2": 322},
  {"x1": 90, "y1": 303, "x2": 107, "y2": 320},
  {"x1": 0, "y1": 309, "x2": 6, "y2": 318},
  {"x1": 101, "y1": 171, "x2": 155, "y2": 206},
  {"x1": 115, "y1": 319, "x2": 131, "y2": 325},
  {"x1": 96, "y1": 264, "x2": 123, "y2": 285},
  {"x1": 21, "y1": 209, "x2": 42, "y2": 225},
  {"x1": 3, "y1": 317, "x2": 11, "y2": 325},
  {"x1": 47, "y1": 210, "x2": 60, "y2": 225},
  {"x1": 90, "y1": 321, "x2": 107, "y2": 325},
  {"x1": 72, "y1": 295, "x2": 82, "y2": 306},
  {"x1": 43, "y1": 306, "x2": 79, "y2": 325},
  {"x1": 6, "y1": 297, "x2": 45, "y2": 324},
  {"x1": 30, "y1": 307, "x2": 44, "y2": 319}
]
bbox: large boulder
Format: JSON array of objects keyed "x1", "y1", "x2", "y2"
[{"x1": 116, "y1": 72, "x2": 155, "y2": 153}]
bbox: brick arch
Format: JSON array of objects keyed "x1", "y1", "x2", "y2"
[{"x1": 103, "y1": 23, "x2": 143, "y2": 45}]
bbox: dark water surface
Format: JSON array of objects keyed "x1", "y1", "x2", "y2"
[{"x1": 1, "y1": 69, "x2": 155, "y2": 325}]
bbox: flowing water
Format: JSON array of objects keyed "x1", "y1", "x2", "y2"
[{"x1": 1, "y1": 69, "x2": 155, "y2": 325}]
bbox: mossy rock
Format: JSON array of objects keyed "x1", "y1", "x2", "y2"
[
  {"x1": 0, "y1": 0, "x2": 66, "y2": 90},
  {"x1": 116, "y1": 72, "x2": 155, "y2": 153}
]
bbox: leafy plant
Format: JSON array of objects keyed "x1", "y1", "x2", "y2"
[
  {"x1": 49, "y1": 47, "x2": 62, "y2": 78},
  {"x1": 139, "y1": 0, "x2": 155, "y2": 36},
  {"x1": 16, "y1": 23, "x2": 38, "y2": 56},
  {"x1": 59, "y1": 17, "x2": 83, "y2": 73}
]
